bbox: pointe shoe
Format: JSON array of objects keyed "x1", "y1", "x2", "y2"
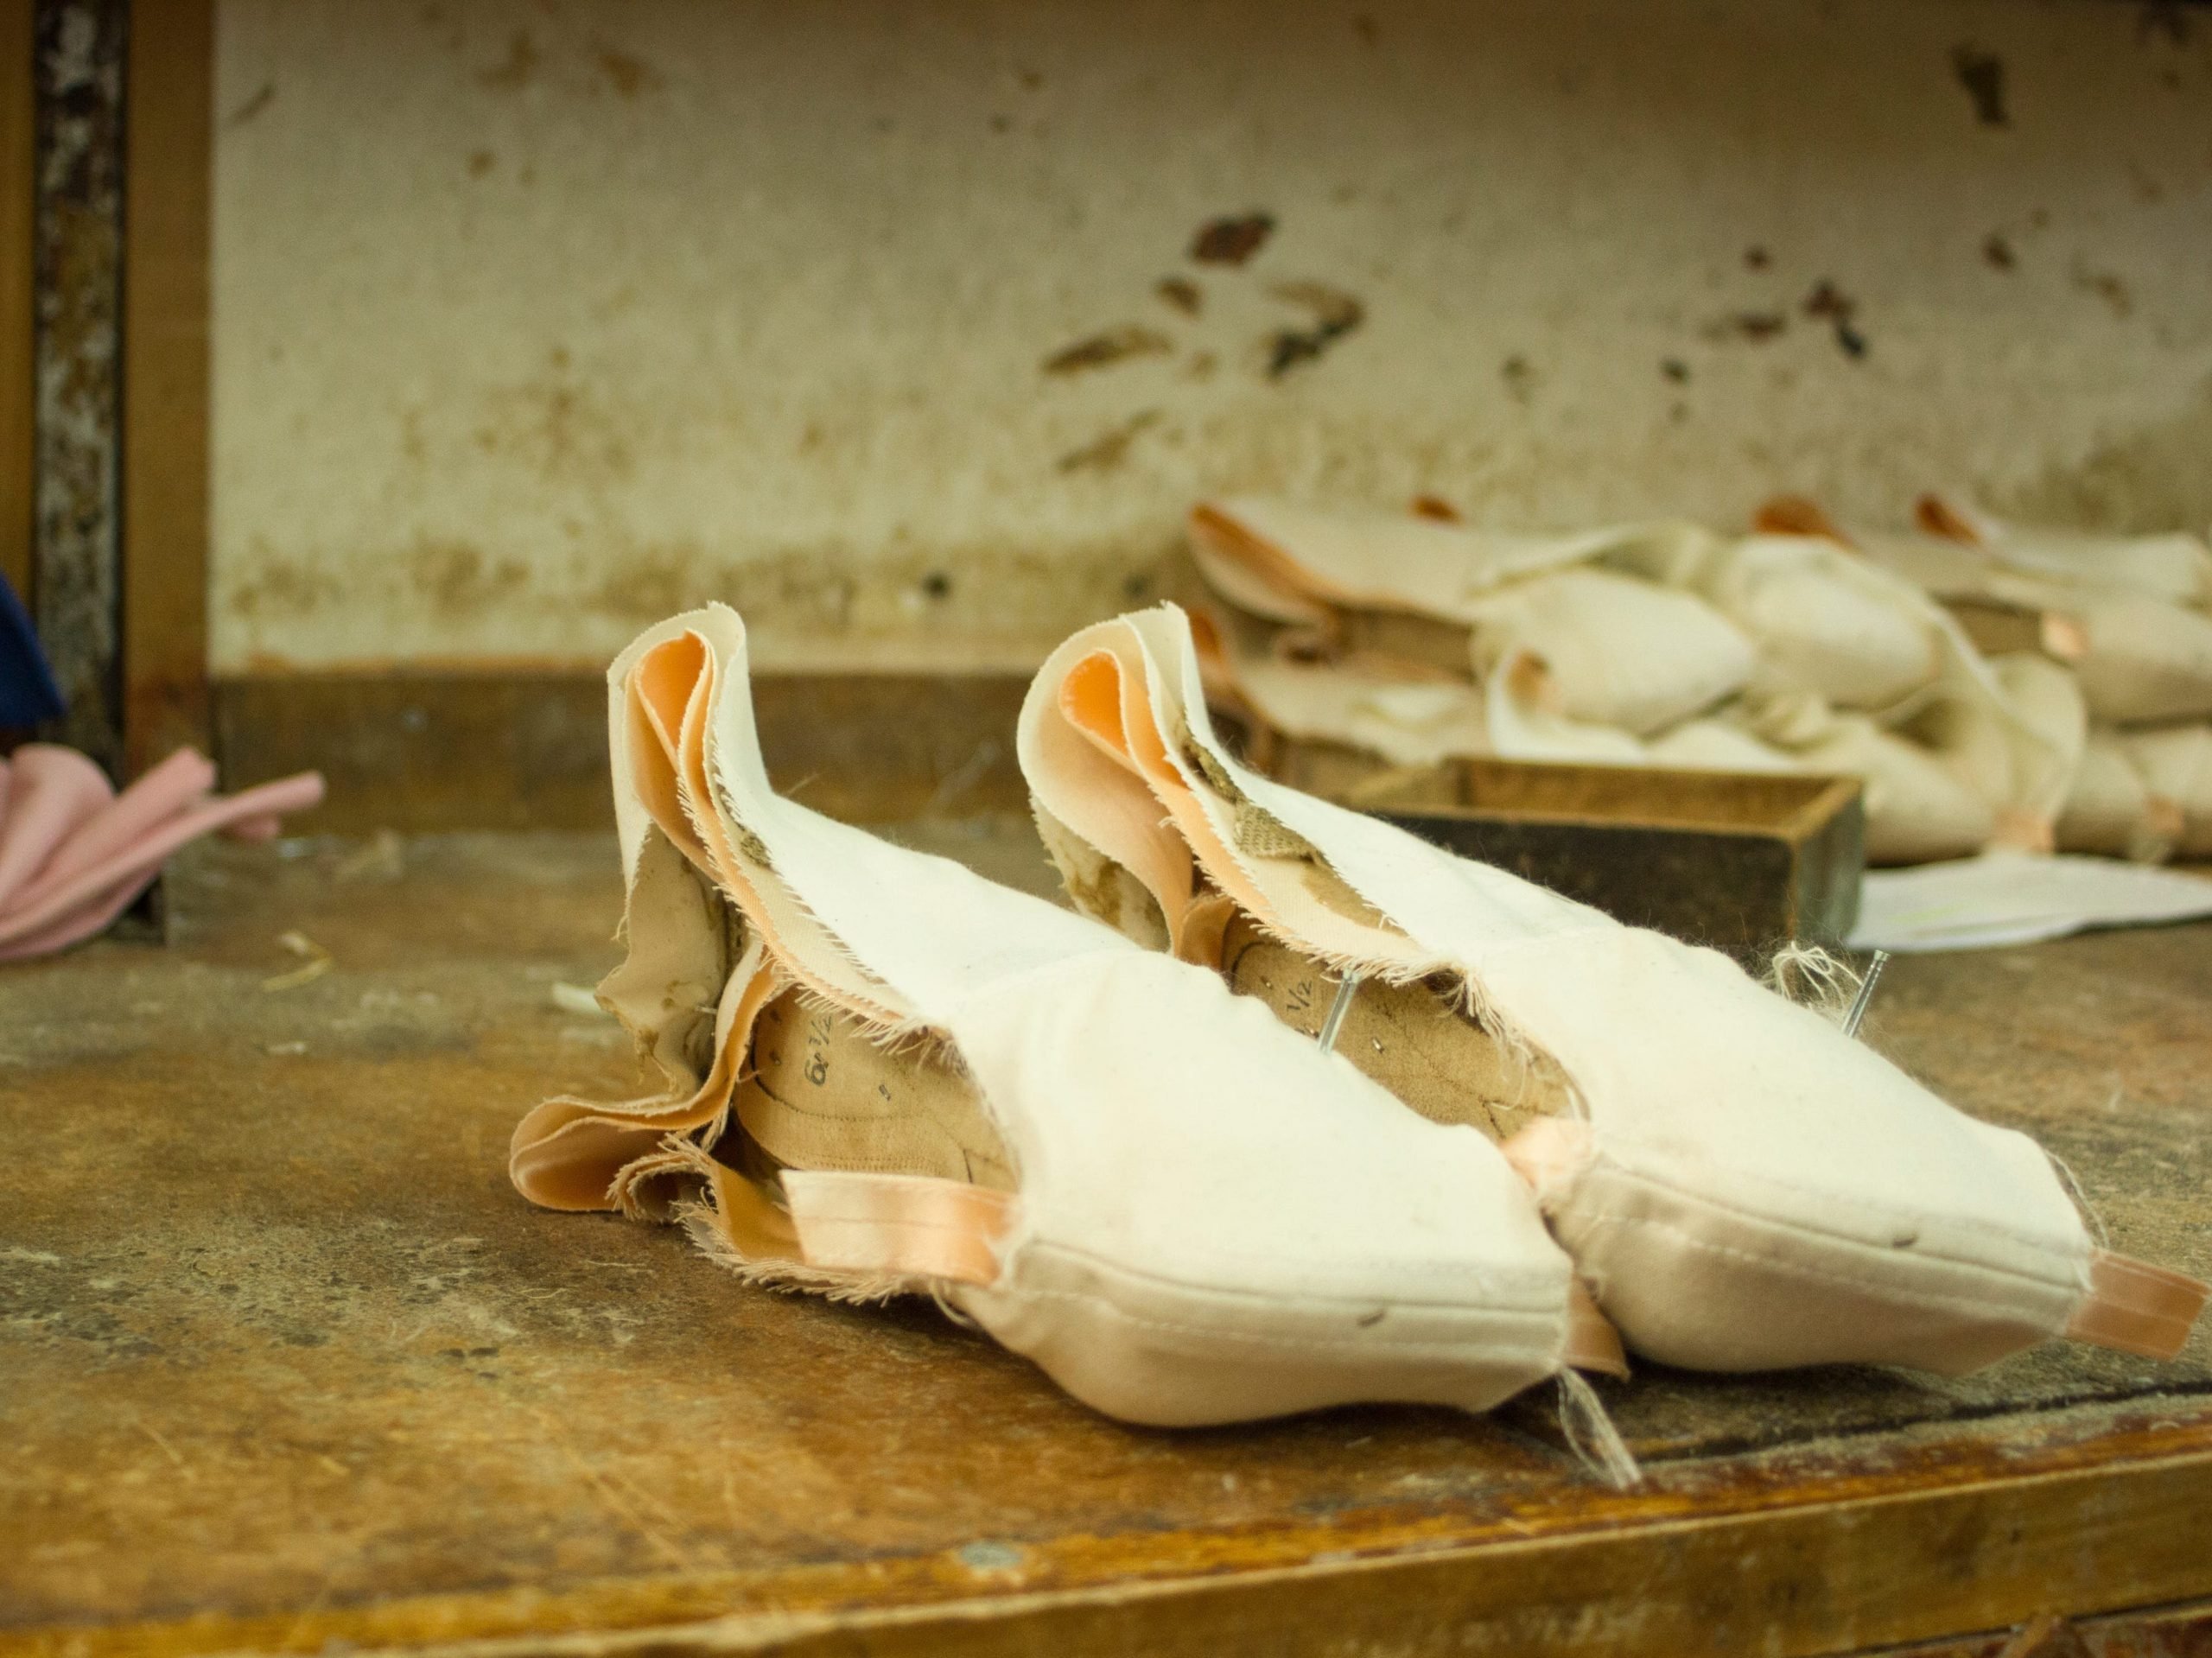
[
  {"x1": 511, "y1": 605, "x2": 1626, "y2": 1430},
  {"x1": 1019, "y1": 603, "x2": 2207, "y2": 1376}
]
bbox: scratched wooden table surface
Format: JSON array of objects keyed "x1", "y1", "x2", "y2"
[{"x1": 3, "y1": 828, "x2": 2209, "y2": 1658}]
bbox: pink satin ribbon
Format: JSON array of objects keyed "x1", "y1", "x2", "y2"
[
  {"x1": 784, "y1": 1170, "x2": 1015, "y2": 1286},
  {"x1": 0, "y1": 743, "x2": 325, "y2": 961}
]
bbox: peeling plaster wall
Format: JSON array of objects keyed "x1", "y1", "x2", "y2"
[{"x1": 211, "y1": 0, "x2": 2212, "y2": 674}]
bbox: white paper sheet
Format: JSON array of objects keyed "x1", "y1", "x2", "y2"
[{"x1": 1850, "y1": 851, "x2": 2212, "y2": 953}]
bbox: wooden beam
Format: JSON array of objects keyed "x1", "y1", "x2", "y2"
[
  {"x1": 30, "y1": 0, "x2": 124, "y2": 769},
  {"x1": 0, "y1": 0, "x2": 29, "y2": 604},
  {"x1": 211, "y1": 668, "x2": 1033, "y2": 830},
  {"x1": 8, "y1": 1420, "x2": 2210, "y2": 1658},
  {"x1": 120, "y1": 0, "x2": 212, "y2": 772}
]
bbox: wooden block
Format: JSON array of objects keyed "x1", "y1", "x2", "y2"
[
  {"x1": 1263, "y1": 736, "x2": 1864, "y2": 959},
  {"x1": 211, "y1": 667, "x2": 1033, "y2": 831}
]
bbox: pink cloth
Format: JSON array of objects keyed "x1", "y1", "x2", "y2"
[{"x1": 0, "y1": 744, "x2": 325, "y2": 961}]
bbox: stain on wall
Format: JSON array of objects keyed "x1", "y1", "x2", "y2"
[
  {"x1": 1042, "y1": 327, "x2": 1173, "y2": 376},
  {"x1": 212, "y1": 0, "x2": 2212, "y2": 673},
  {"x1": 1950, "y1": 44, "x2": 2011, "y2": 127},
  {"x1": 1190, "y1": 213, "x2": 1277, "y2": 267},
  {"x1": 2000, "y1": 374, "x2": 2212, "y2": 532}
]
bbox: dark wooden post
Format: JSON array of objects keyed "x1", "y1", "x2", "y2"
[{"x1": 30, "y1": 0, "x2": 124, "y2": 772}]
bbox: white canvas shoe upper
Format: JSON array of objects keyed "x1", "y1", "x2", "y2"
[
  {"x1": 1019, "y1": 603, "x2": 2207, "y2": 1376},
  {"x1": 512, "y1": 605, "x2": 1619, "y2": 1428}
]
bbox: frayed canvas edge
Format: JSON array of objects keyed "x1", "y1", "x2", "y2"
[
  {"x1": 656, "y1": 1131, "x2": 994, "y2": 1312},
  {"x1": 1173, "y1": 659, "x2": 1607, "y2": 1112},
  {"x1": 624, "y1": 654, "x2": 921, "y2": 1041},
  {"x1": 1031, "y1": 797, "x2": 1173, "y2": 950},
  {"x1": 671, "y1": 1191, "x2": 930, "y2": 1307},
  {"x1": 1217, "y1": 852, "x2": 1569, "y2": 1112},
  {"x1": 761, "y1": 982, "x2": 1021, "y2": 1191},
  {"x1": 535, "y1": 970, "x2": 1017, "y2": 1253},
  {"x1": 1166, "y1": 824, "x2": 1579, "y2": 1119},
  {"x1": 562, "y1": 640, "x2": 999, "y2": 1305},
  {"x1": 781, "y1": 980, "x2": 974, "y2": 1072},
  {"x1": 606, "y1": 1109, "x2": 734, "y2": 1219},
  {"x1": 2044, "y1": 1146, "x2": 2113, "y2": 1273},
  {"x1": 517, "y1": 918, "x2": 767, "y2": 1198},
  {"x1": 678, "y1": 1201, "x2": 923, "y2": 1304},
  {"x1": 1030, "y1": 725, "x2": 1581, "y2": 1119},
  {"x1": 691, "y1": 718, "x2": 933, "y2": 1041},
  {"x1": 596, "y1": 827, "x2": 752, "y2": 1081}
]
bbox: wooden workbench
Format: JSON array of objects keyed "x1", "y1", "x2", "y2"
[{"x1": 3, "y1": 828, "x2": 2209, "y2": 1657}]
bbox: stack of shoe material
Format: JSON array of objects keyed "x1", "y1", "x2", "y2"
[
  {"x1": 514, "y1": 604, "x2": 2207, "y2": 1449},
  {"x1": 1185, "y1": 497, "x2": 2212, "y2": 867},
  {"x1": 1781, "y1": 494, "x2": 2212, "y2": 865}
]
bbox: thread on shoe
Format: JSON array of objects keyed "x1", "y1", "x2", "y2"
[
  {"x1": 1764, "y1": 942, "x2": 1862, "y2": 1024},
  {"x1": 930, "y1": 1281, "x2": 982, "y2": 1330},
  {"x1": 1558, "y1": 1372, "x2": 1642, "y2": 1490},
  {"x1": 2046, "y1": 1149, "x2": 2112, "y2": 1251},
  {"x1": 1841, "y1": 950, "x2": 1891, "y2": 1038},
  {"x1": 1557, "y1": 1369, "x2": 1643, "y2": 1490}
]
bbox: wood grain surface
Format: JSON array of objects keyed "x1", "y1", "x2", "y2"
[{"x1": 2, "y1": 827, "x2": 2207, "y2": 1658}]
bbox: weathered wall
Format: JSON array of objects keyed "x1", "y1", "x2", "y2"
[{"x1": 210, "y1": 0, "x2": 2212, "y2": 674}]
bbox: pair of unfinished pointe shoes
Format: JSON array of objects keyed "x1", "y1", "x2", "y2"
[{"x1": 513, "y1": 603, "x2": 2204, "y2": 1451}]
